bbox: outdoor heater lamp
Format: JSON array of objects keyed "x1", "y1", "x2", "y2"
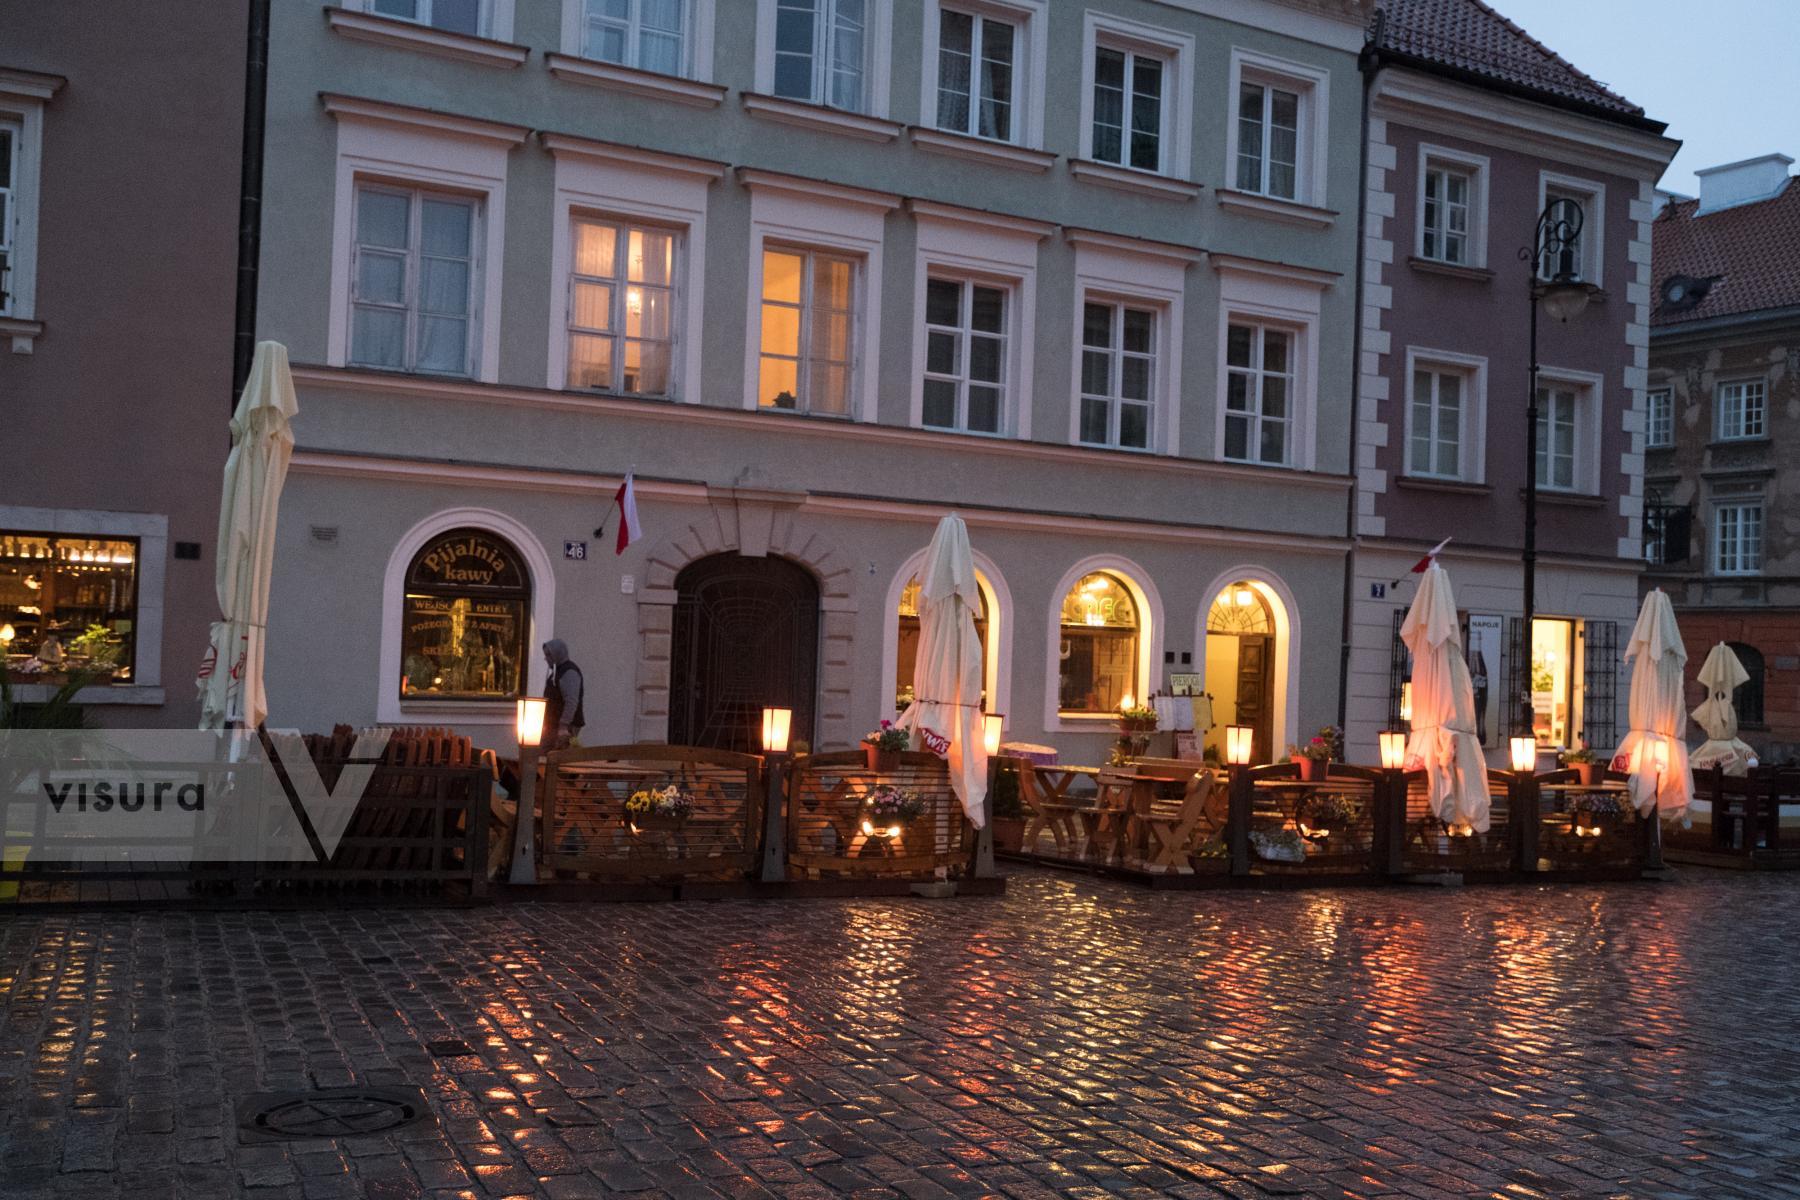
[
  {"x1": 982, "y1": 713, "x2": 1005, "y2": 757},
  {"x1": 515, "y1": 697, "x2": 546, "y2": 748},
  {"x1": 1225, "y1": 725, "x2": 1254, "y2": 766},
  {"x1": 1399, "y1": 683, "x2": 1412, "y2": 724},
  {"x1": 761, "y1": 706, "x2": 792, "y2": 755},
  {"x1": 1510, "y1": 735, "x2": 1536, "y2": 774},
  {"x1": 1379, "y1": 730, "x2": 1406, "y2": 771}
]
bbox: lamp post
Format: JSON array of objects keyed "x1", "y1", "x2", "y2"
[
  {"x1": 758, "y1": 706, "x2": 792, "y2": 882},
  {"x1": 1224, "y1": 725, "x2": 1254, "y2": 875},
  {"x1": 1510, "y1": 733, "x2": 1540, "y2": 871},
  {"x1": 1378, "y1": 729, "x2": 1407, "y2": 875},
  {"x1": 508, "y1": 697, "x2": 547, "y2": 885},
  {"x1": 1519, "y1": 197, "x2": 1595, "y2": 739},
  {"x1": 974, "y1": 712, "x2": 1006, "y2": 879}
]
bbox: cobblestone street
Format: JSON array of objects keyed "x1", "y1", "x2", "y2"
[{"x1": 2, "y1": 869, "x2": 1796, "y2": 1199}]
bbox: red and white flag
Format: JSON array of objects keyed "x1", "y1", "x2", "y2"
[
  {"x1": 1410, "y1": 536, "x2": 1452, "y2": 573},
  {"x1": 614, "y1": 472, "x2": 642, "y2": 555}
]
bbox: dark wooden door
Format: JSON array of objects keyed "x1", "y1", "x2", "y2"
[
  {"x1": 670, "y1": 554, "x2": 819, "y2": 753},
  {"x1": 1235, "y1": 635, "x2": 1272, "y2": 761}
]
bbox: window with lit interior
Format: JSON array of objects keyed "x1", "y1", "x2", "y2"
[
  {"x1": 895, "y1": 574, "x2": 989, "y2": 711},
  {"x1": 1058, "y1": 572, "x2": 1138, "y2": 715},
  {"x1": 567, "y1": 217, "x2": 676, "y2": 397},
  {"x1": 0, "y1": 534, "x2": 139, "y2": 686},
  {"x1": 399, "y1": 528, "x2": 531, "y2": 701}
]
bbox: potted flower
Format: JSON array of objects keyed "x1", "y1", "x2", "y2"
[
  {"x1": 861, "y1": 785, "x2": 925, "y2": 839},
  {"x1": 990, "y1": 764, "x2": 1026, "y2": 854},
  {"x1": 1565, "y1": 789, "x2": 1623, "y2": 839},
  {"x1": 1296, "y1": 792, "x2": 1359, "y2": 840},
  {"x1": 862, "y1": 721, "x2": 910, "y2": 771},
  {"x1": 1289, "y1": 725, "x2": 1342, "y2": 782},
  {"x1": 1561, "y1": 740, "x2": 1602, "y2": 786},
  {"x1": 1115, "y1": 703, "x2": 1159, "y2": 763},
  {"x1": 624, "y1": 784, "x2": 694, "y2": 833}
]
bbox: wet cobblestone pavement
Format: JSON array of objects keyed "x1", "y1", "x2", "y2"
[{"x1": 2, "y1": 868, "x2": 1798, "y2": 1199}]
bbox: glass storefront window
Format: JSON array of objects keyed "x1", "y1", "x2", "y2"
[
  {"x1": 399, "y1": 529, "x2": 530, "y2": 702},
  {"x1": 0, "y1": 533, "x2": 139, "y2": 685},
  {"x1": 895, "y1": 574, "x2": 989, "y2": 711},
  {"x1": 1531, "y1": 617, "x2": 1574, "y2": 747},
  {"x1": 1058, "y1": 571, "x2": 1138, "y2": 715}
]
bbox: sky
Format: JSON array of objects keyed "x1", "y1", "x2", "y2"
[{"x1": 1483, "y1": 0, "x2": 1799, "y2": 194}]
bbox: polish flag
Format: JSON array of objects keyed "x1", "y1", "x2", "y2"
[
  {"x1": 614, "y1": 472, "x2": 642, "y2": 555},
  {"x1": 1410, "y1": 536, "x2": 1452, "y2": 573}
]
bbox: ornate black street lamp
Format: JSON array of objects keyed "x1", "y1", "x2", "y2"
[{"x1": 1517, "y1": 198, "x2": 1597, "y2": 737}]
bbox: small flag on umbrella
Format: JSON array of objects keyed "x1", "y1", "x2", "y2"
[
  {"x1": 1410, "y1": 536, "x2": 1452, "y2": 573},
  {"x1": 614, "y1": 472, "x2": 642, "y2": 555}
]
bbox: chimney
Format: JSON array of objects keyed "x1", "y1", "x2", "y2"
[{"x1": 1695, "y1": 153, "x2": 1794, "y2": 215}]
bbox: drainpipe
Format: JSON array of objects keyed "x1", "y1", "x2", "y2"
[
  {"x1": 231, "y1": 0, "x2": 271, "y2": 404},
  {"x1": 1336, "y1": 12, "x2": 1385, "y2": 732}
]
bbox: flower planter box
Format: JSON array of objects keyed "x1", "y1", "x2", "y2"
[
  {"x1": 1292, "y1": 756, "x2": 1331, "y2": 782},
  {"x1": 627, "y1": 812, "x2": 687, "y2": 834},
  {"x1": 863, "y1": 745, "x2": 903, "y2": 772}
]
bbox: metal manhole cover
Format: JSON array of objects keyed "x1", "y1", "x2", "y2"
[{"x1": 238, "y1": 1086, "x2": 434, "y2": 1143}]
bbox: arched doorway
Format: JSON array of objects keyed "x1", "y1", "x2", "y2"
[
  {"x1": 670, "y1": 554, "x2": 820, "y2": 752},
  {"x1": 1204, "y1": 581, "x2": 1275, "y2": 763}
]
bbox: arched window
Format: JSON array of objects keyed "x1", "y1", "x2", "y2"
[
  {"x1": 1058, "y1": 571, "x2": 1139, "y2": 714},
  {"x1": 1729, "y1": 641, "x2": 1765, "y2": 728},
  {"x1": 895, "y1": 574, "x2": 991, "y2": 711},
  {"x1": 398, "y1": 528, "x2": 531, "y2": 701}
]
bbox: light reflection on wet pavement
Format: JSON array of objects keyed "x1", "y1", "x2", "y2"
[{"x1": 1, "y1": 868, "x2": 1794, "y2": 1198}]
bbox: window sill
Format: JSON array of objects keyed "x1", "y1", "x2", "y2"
[
  {"x1": 324, "y1": 8, "x2": 530, "y2": 67},
  {"x1": 1707, "y1": 437, "x2": 1772, "y2": 450},
  {"x1": 909, "y1": 127, "x2": 1056, "y2": 173},
  {"x1": 4, "y1": 683, "x2": 166, "y2": 706},
  {"x1": 1219, "y1": 455, "x2": 1300, "y2": 471},
  {"x1": 741, "y1": 93, "x2": 900, "y2": 142},
  {"x1": 545, "y1": 53, "x2": 725, "y2": 107},
  {"x1": 0, "y1": 315, "x2": 44, "y2": 353},
  {"x1": 1068, "y1": 159, "x2": 1201, "y2": 200},
  {"x1": 389, "y1": 698, "x2": 518, "y2": 725},
  {"x1": 1523, "y1": 488, "x2": 1605, "y2": 507},
  {"x1": 1406, "y1": 255, "x2": 1494, "y2": 283},
  {"x1": 1215, "y1": 188, "x2": 1337, "y2": 229},
  {"x1": 1396, "y1": 475, "x2": 1491, "y2": 495}
]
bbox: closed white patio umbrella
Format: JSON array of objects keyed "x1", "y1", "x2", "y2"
[
  {"x1": 198, "y1": 342, "x2": 298, "y2": 731},
  {"x1": 895, "y1": 514, "x2": 987, "y2": 827},
  {"x1": 1613, "y1": 590, "x2": 1692, "y2": 817},
  {"x1": 1690, "y1": 642, "x2": 1757, "y2": 778},
  {"x1": 1401, "y1": 564, "x2": 1489, "y2": 832}
]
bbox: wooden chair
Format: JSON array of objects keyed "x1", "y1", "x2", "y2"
[
  {"x1": 1009, "y1": 759, "x2": 1079, "y2": 855},
  {"x1": 1088, "y1": 768, "x2": 1139, "y2": 865},
  {"x1": 1134, "y1": 770, "x2": 1226, "y2": 874}
]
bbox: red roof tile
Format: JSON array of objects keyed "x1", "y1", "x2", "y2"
[
  {"x1": 1652, "y1": 179, "x2": 1800, "y2": 327},
  {"x1": 1376, "y1": 0, "x2": 1651, "y2": 124}
]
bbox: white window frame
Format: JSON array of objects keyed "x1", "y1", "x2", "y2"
[
  {"x1": 921, "y1": 275, "x2": 1010, "y2": 436},
  {"x1": 564, "y1": 216, "x2": 681, "y2": 398},
  {"x1": 1041, "y1": 554, "x2": 1165, "y2": 734},
  {"x1": 1645, "y1": 386, "x2": 1673, "y2": 448},
  {"x1": 1532, "y1": 367, "x2": 1604, "y2": 495},
  {"x1": 560, "y1": 0, "x2": 716, "y2": 79},
  {"x1": 1066, "y1": 231, "x2": 1192, "y2": 455},
  {"x1": 1415, "y1": 143, "x2": 1489, "y2": 268},
  {"x1": 545, "y1": 137, "x2": 720, "y2": 397},
  {"x1": 1224, "y1": 48, "x2": 1330, "y2": 209},
  {"x1": 883, "y1": 548, "x2": 1015, "y2": 722},
  {"x1": 909, "y1": 201, "x2": 1047, "y2": 438},
  {"x1": 1077, "y1": 13, "x2": 1193, "y2": 181},
  {"x1": 753, "y1": 0, "x2": 892, "y2": 117},
  {"x1": 1077, "y1": 298, "x2": 1159, "y2": 452},
  {"x1": 1402, "y1": 348, "x2": 1488, "y2": 482},
  {"x1": 349, "y1": 0, "x2": 515, "y2": 40},
  {"x1": 1213, "y1": 258, "x2": 1327, "y2": 470},
  {"x1": 325, "y1": 97, "x2": 521, "y2": 384},
  {"x1": 1537, "y1": 171, "x2": 1606, "y2": 288},
  {"x1": 0, "y1": 69, "x2": 57, "y2": 352},
  {"x1": 349, "y1": 183, "x2": 483, "y2": 377},
  {"x1": 1716, "y1": 377, "x2": 1767, "y2": 442},
  {"x1": 1713, "y1": 501, "x2": 1764, "y2": 577},
  {"x1": 742, "y1": 172, "x2": 893, "y2": 422},
  {"x1": 757, "y1": 243, "x2": 860, "y2": 418},
  {"x1": 921, "y1": 0, "x2": 1047, "y2": 149}
]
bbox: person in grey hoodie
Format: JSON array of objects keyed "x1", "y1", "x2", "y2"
[{"x1": 541, "y1": 638, "x2": 586, "y2": 749}]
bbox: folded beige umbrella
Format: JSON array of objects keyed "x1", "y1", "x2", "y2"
[
  {"x1": 1690, "y1": 642, "x2": 1757, "y2": 777},
  {"x1": 1400, "y1": 564, "x2": 1490, "y2": 833},
  {"x1": 1613, "y1": 589, "x2": 1692, "y2": 818},
  {"x1": 894, "y1": 514, "x2": 988, "y2": 826},
  {"x1": 197, "y1": 342, "x2": 298, "y2": 731}
]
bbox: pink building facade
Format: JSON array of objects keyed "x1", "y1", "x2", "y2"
[{"x1": 1343, "y1": 0, "x2": 1677, "y2": 762}]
